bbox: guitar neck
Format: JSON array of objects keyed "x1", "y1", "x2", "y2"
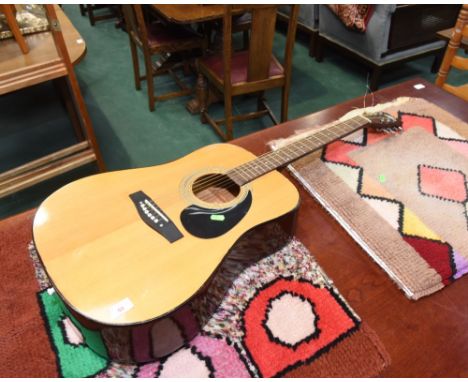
[{"x1": 228, "y1": 114, "x2": 370, "y2": 186}]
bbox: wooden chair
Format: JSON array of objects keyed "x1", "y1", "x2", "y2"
[
  {"x1": 0, "y1": 5, "x2": 105, "y2": 198},
  {"x1": 198, "y1": 5, "x2": 299, "y2": 141},
  {"x1": 0, "y1": 4, "x2": 29, "y2": 54},
  {"x1": 435, "y1": 4, "x2": 468, "y2": 101},
  {"x1": 122, "y1": 5, "x2": 205, "y2": 112},
  {"x1": 79, "y1": 5, "x2": 119, "y2": 27}
]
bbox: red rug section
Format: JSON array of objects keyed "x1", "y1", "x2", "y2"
[
  {"x1": 403, "y1": 235, "x2": 453, "y2": 285},
  {"x1": 0, "y1": 210, "x2": 57, "y2": 377},
  {"x1": 243, "y1": 278, "x2": 356, "y2": 377}
]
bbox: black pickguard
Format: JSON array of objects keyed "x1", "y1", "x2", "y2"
[{"x1": 180, "y1": 192, "x2": 252, "y2": 238}]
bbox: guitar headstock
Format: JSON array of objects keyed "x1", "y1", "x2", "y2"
[{"x1": 363, "y1": 112, "x2": 402, "y2": 134}]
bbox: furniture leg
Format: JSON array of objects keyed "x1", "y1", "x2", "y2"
[
  {"x1": 62, "y1": 61, "x2": 106, "y2": 171},
  {"x1": 256, "y1": 91, "x2": 265, "y2": 111},
  {"x1": 369, "y1": 66, "x2": 382, "y2": 91},
  {"x1": 182, "y1": 52, "x2": 191, "y2": 76},
  {"x1": 200, "y1": 76, "x2": 208, "y2": 124},
  {"x1": 129, "y1": 39, "x2": 141, "y2": 90},
  {"x1": 224, "y1": 92, "x2": 233, "y2": 141},
  {"x1": 53, "y1": 77, "x2": 85, "y2": 141},
  {"x1": 280, "y1": 85, "x2": 290, "y2": 123},
  {"x1": 431, "y1": 49, "x2": 444, "y2": 74},
  {"x1": 145, "y1": 56, "x2": 155, "y2": 111},
  {"x1": 86, "y1": 5, "x2": 95, "y2": 26},
  {"x1": 2, "y1": 4, "x2": 29, "y2": 54},
  {"x1": 315, "y1": 34, "x2": 324, "y2": 62},
  {"x1": 79, "y1": 4, "x2": 86, "y2": 16},
  {"x1": 309, "y1": 30, "x2": 318, "y2": 58},
  {"x1": 186, "y1": 72, "x2": 206, "y2": 114}
]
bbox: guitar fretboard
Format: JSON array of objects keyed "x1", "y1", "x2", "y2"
[{"x1": 227, "y1": 114, "x2": 370, "y2": 186}]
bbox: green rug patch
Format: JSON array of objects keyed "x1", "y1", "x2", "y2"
[{"x1": 38, "y1": 289, "x2": 108, "y2": 377}]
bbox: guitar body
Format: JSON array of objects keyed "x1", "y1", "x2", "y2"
[{"x1": 33, "y1": 143, "x2": 300, "y2": 362}]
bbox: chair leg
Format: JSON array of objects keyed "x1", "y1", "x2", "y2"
[
  {"x1": 280, "y1": 86, "x2": 289, "y2": 123},
  {"x1": 182, "y1": 53, "x2": 191, "y2": 76},
  {"x1": 200, "y1": 77, "x2": 209, "y2": 124},
  {"x1": 257, "y1": 91, "x2": 265, "y2": 111},
  {"x1": 144, "y1": 56, "x2": 155, "y2": 112},
  {"x1": 224, "y1": 93, "x2": 233, "y2": 141},
  {"x1": 431, "y1": 49, "x2": 444, "y2": 74},
  {"x1": 87, "y1": 5, "x2": 95, "y2": 26},
  {"x1": 129, "y1": 40, "x2": 141, "y2": 90},
  {"x1": 79, "y1": 4, "x2": 86, "y2": 16},
  {"x1": 53, "y1": 78, "x2": 85, "y2": 141}
]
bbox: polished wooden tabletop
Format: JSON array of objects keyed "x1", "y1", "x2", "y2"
[
  {"x1": 151, "y1": 4, "x2": 245, "y2": 24},
  {"x1": 233, "y1": 78, "x2": 468, "y2": 377},
  {"x1": 0, "y1": 5, "x2": 86, "y2": 76}
]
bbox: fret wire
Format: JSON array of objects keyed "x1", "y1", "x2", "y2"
[
  {"x1": 277, "y1": 147, "x2": 290, "y2": 158},
  {"x1": 265, "y1": 152, "x2": 283, "y2": 166},
  {"x1": 231, "y1": 115, "x2": 369, "y2": 184},
  {"x1": 281, "y1": 145, "x2": 300, "y2": 159},
  {"x1": 230, "y1": 169, "x2": 247, "y2": 183},
  {"x1": 308, "y1": 133, "x2": 327, "y2": 145},
  {"x1": 236, "y1": 166, "x2": 253, "y2": 179},
  {"x1": 313, "y1": 130, "x2": 330, "y2": 141},
  {"x1": 291, "y1": 143, "x2": 308, "y2": 156},
  {"x1": 253, "y1": 159, "x2": 270, "y2": 172},
  {"x1": 242, "y1": 162, "x2": 258, "y2": 176},
  {"x1": 295, "y1": 140, "x2": 311, "y2": 153},
  {"x1": 245, "y1": 161, "x2": 262, "y2": 175}
]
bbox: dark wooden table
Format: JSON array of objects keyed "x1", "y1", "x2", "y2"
[
  {"x1": 233, "y1": 78, "x2": 468, "y2": 377},
  {"x1": 151, "y1": 4, "x2": 248, "y2": 114},
  {"x1": 151, "y1": 4, "x2": 244, "y2": 24}
]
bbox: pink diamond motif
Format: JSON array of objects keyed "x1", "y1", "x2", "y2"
[{"x1": 418, "y1": 165, "x2": 468, "y2": 203}]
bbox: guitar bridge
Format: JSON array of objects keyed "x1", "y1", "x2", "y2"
[{"x1": 129, "y1": 191, "x2": 183, "y2": 243}]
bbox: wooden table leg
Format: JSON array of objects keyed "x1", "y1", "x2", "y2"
[
  {"x1": 53, "y1": 77, "x2": 85, "y2": 141},
  {"x1": 186, "y1": 72, "x2": 222, "y2": 115},
  {"x1": 186, "y1": 72, "x2": 206, "y2": 114}
]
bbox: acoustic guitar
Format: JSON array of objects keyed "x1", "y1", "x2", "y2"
[{"x1": 33, "y1": 112, "x2": 400, "y2": 362}]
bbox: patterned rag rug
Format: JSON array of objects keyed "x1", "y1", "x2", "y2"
[
  {"x1": 271, "y1": 97, "x2": 468, "y2": 300},
  {"x1": 27, "y1": 236, "x2": 389, "y2": 378}
]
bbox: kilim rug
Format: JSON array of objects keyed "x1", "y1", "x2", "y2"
[
  {"x1": 28, "y1": 234, "x2": 389, "y2": 378},
  {"x1": 271, "y1": 97, "x2": 468, "y2": 300}
]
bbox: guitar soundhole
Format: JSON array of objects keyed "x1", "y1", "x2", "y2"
[{"x1": 192, "y1": 173, "x2": 240, "y2": 204}]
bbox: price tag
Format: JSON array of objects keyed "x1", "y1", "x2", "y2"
[{"x1": 110, "y1": 298, "x2": 134, "y2": 318}]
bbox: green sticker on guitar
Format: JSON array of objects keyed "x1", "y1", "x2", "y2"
[{"x1": 210, "y1": 214, "x2": 225, "y2": 221}]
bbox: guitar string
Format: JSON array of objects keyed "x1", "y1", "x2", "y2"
[
  {"x1": 191, "y1": 116, "x2": 368, "y2": 198},
  {"x1": 193, "y1": 116, "x2": 400, "y2": 204},
  {"x1": 191, "y1": 116, "x2": 367, "y2": 195},
  {"x1": 192, "y1": 121, "x2": 356, "y2": 195}
]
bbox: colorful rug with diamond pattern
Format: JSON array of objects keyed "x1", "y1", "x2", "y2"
[
  {"x1": 28, "y1": 237, "x2": 389, "y2": 378},
  {"x1": 271, "y1": 97, "x2": 468, "y2": 300}
]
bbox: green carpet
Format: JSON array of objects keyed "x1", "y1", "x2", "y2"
[{"x1": 0, "y1": 5, "x2": 466, "y2": 219}]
